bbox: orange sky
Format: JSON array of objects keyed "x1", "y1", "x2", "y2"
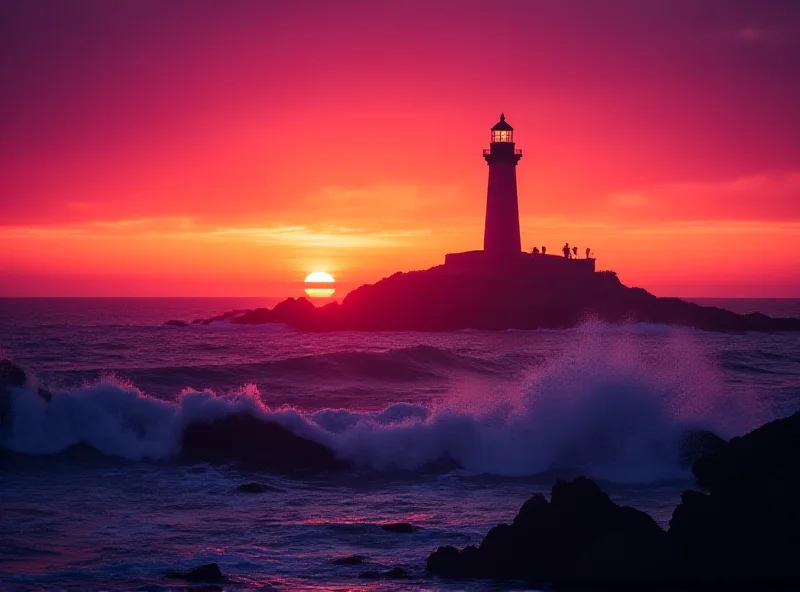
[{"x1": 2, "y1": 0, "x2": 799, "y2": 297}]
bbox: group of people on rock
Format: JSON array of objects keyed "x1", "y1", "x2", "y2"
[{"x1": 531, "y1": 243, "x2": 592, "y2": 259}]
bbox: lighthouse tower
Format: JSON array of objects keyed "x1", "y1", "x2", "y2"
[
  {"x1": 443, "y1": 113, "x2": 595, "y2": 276},
  {"x1": 483, "y1": 113, "x2": 523, "y2": 257}
]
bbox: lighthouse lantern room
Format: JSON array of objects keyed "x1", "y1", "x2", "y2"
[{"x1": 490, "y1": 113, "x2": 514, "y2": 143}]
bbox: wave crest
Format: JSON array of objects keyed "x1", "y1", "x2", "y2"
[{"x1": 0, "y1": 330, "x2": 765, "y2": 482}]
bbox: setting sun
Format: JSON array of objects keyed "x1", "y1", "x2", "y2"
[
  {"x1": 304, "y1": 271, "x2": 336, "y2": 299},
  {"x1": 305, "y1": 272, "x2": 335, "y2": 284}
]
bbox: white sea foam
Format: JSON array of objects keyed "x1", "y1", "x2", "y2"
[{"x1": 1, "y1": 327, "x2": 766, "y2": 483}]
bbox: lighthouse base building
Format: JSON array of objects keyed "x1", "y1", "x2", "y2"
[{"x1": 444, "y1": 114, "x2": 596, "y2": 278}]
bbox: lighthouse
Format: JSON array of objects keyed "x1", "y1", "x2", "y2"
[
  {"x1": 443, "y1": 113, "x2": 596, "y2": 276},
  {"x1": 483, "y1": 113, "x2": 522, "y2": 257}
]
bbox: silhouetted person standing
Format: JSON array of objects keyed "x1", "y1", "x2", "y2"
[
  {"x1": 563, "y1": 243, "x2": 570, "y2": 258},
  {"x1": 586, "y1": 247, "x2": 591, "y2": 259},
  {"x1": 572, "y1": 246, "x2": 578, "y2": 258},
  {"x1": 542, "y1": 246, "x2": 547, "y2": 255}
]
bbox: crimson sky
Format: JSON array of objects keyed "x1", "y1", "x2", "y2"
[{"x1": 2, "y1": 0, "x2": 799, "y2": 297}]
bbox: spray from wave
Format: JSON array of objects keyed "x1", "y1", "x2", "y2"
[{"x1": 0, "y1": 327, "x2": 766, "y2": 483}]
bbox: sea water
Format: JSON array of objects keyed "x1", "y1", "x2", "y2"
[{"x1": 2, "y1": 297, "x2": 799, "y2": 591}]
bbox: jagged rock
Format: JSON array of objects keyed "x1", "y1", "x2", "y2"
[
  {"x1": 230, "y1": 299, "x2": 314, "y2": 325},
  {"x1": 427, "y1": 477, "x2": 667, "y2": 585},
  {"x1": 677, "y1": 429, "x2": 727, "y2": 468},
  {"x1": 164, "y1": 319, "x2": 188, "y2": 327},
  {"x1": 180, "y1": 412, "x2": 346, "y2": 472},
  {"x1": 426, "y1": 545, "x2": 471, "y2": 578},
  {"x1": 381, "y1": 522, "x2": 420, "y2": 533},
  {"x1": 272, "y1": 297, "x2": 314, "y2": 318},
  {"x1": 331, "y1": 554, "x2": 365, "y2": 565},
  {"x1": 236, "y1": 482, "x2": 281, "y2": 493},
  {"x1": 229, "y1": 307, "x2": 273, "y2": 324},
  {"x1": 668, "y1": 409, "x2": 800, "y2": 584},
  {"x1": 692, "y1": 411, "x2": 800, "y2": 490},
  {"x1": 427, "y1": 412, "x2": 800, "y2": 587},
  {"x1": 166, "y1": 562, "x2": 223, "y2": 582}
]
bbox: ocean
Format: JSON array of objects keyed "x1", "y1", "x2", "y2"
[{"x1": 2, "y1": 297, "x2": 800, "y2": 591}]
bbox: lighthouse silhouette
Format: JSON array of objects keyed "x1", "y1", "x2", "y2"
[
  {"x1": 443, "y1": 114, "x2": 595, "y2": 276},
  {"x1": 483, "y1": 113, "x2": 522, "y2": 257}
]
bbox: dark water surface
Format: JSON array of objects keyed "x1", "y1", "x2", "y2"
[{"x1": 2, "y1": 298, "x2": 800, "y2": 590}]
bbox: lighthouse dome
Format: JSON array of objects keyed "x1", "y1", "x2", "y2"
[{"x1": 491, "y1": 113, "x2": 514, "y2": 131}]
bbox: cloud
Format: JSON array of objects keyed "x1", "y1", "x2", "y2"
[
  {"x1": 0, "y1": 219, "x2": 431, "y2": 250},
  {"x1": 210, "y1": 225, "x2": 430, "y2": 248}
]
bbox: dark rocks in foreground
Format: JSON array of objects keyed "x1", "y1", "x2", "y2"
[
  {"x1": 671, "y1": 409, "x2": 800, "y2": 584},
  {"x1": 428, "y1": 409, "x2": 800, "y2": 588},
  {"x1": 691, "y1": 410, "x2": 800, "y2": 491},
  {"x1": 427, "y1": 477, "x2": 668, "y2": 585},
  {"x1": 178, "y1": 268, "x2": 800, "y2": 332},
  {"x1": 180, "y1": 412, "x2": 346, "y2": 472},
  {"x1": 676, "y1": 428, "x2": 728, "y2": 468}
]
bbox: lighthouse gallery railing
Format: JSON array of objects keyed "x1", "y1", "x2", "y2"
[{"x1": 483, "y1": 149, "x2": 523, "y2": 155}]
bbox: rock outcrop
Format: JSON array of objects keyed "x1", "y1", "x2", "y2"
[
  {"x1": 177, "y1": 268, "x2": 800, "y2": 332},
  {"x1": 180, "y1": 412, "x2": 346, "y2": 472},
  {"x1": 230, "y1": 297, "x2": 315, "y2": 325},
  {"x1": 427, "y1": 477, "x2": 668, "y2": 586},
  {"x1": 428, "y1": 410, "x2": 800, "y2": 588},
  {"x1": 677, "y1": 428, "x2": 727, "y2": 468},
  {"x1": 669, "y1": 410, "x2": 800, "y2": 585}
]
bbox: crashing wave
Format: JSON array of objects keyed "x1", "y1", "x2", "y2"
[{"x1": 0, "y1": 331, "x2": 764, "y2": 482}]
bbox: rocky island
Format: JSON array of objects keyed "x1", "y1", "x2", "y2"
[
  {"x1": 170, "y1": 115, "x2": 800, "y2": 333},
  {"x1": 173, "y1": 266, "x2": 800, "y2": 332}
]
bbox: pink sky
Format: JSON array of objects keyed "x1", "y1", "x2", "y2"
[{"x1": 1, "y1": 0, "x2": 799, "y2": 297}]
